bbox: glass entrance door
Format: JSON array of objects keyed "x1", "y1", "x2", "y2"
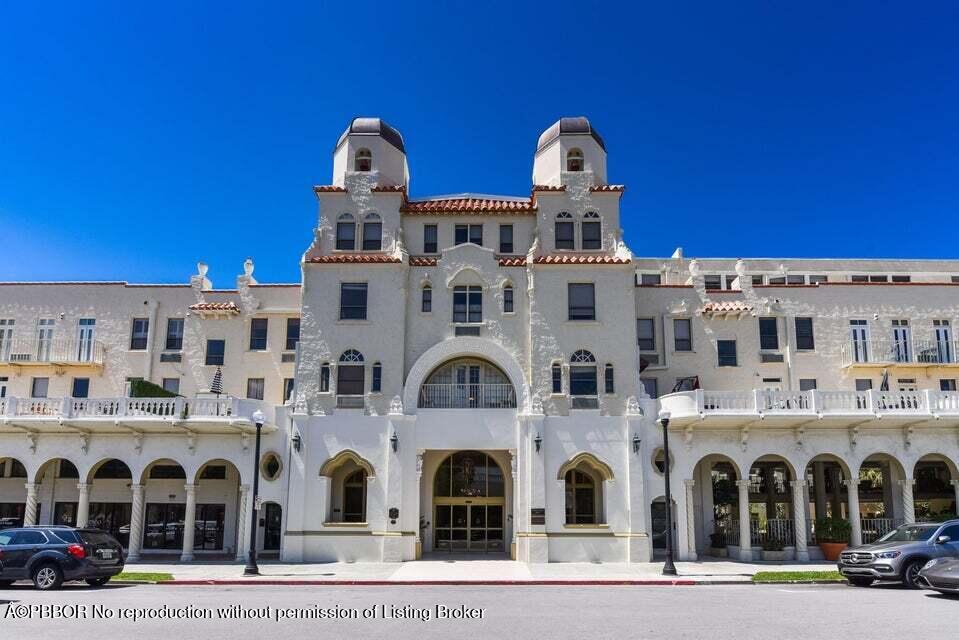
[{"x1": 434, "y1": 502, "x2": 504, "y2": 553}]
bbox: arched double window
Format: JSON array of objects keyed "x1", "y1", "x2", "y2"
[
  {"x1": 569, "y1": 350, "x2": 598, "y2": 408},
  {"x1": 566, "y1": 148, "x2": 584, "y2": 172},
  {"x1": 555, "y1": 212, "x2": 575, "y2": 250},
  {"x1": 362, "y1": 213, "x2": 382, "y2": 251},
  {"x1": 337, "y1": 350, "x2": 365, "y2": 407},
  {"x1": 354, "y1": 148, "x2": 372, "y2": 172},
  {"x1": 335, "y1": 213, "x2": 355, "y2": 251},
  {"x1": 582, "y1": 211, "x2": 601, "y2": 250}
]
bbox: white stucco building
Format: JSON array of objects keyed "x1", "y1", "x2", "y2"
[{"x1": 2, "y1": 117, "x2": 958, "y2": 564}]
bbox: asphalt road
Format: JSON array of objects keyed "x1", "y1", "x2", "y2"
[{"x1": 1, "y1": 582, "x2": 955, "y2": 639}]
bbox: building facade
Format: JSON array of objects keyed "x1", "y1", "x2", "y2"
[{"x1": 2, "y1": 117, "x2": 958, "y2": 564}]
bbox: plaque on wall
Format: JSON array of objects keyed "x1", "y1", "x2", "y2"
[{"x1": 530, "y1": 508, "x2": 545, "y2": 525}]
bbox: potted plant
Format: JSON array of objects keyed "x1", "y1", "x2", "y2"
[
  {"x1": 761, "y1": 536, "x2": 787, "y2": 561},
  {"x1": 816, "y1": 517, "x2": 851, "y2": 560}
]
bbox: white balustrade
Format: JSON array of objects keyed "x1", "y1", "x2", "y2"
[
  {"x1": 700, "y1": 390, "x2": 755, "y2": 413},
  {"x1": 0, "y1": 337, "x2": 105, "y2": 365}
]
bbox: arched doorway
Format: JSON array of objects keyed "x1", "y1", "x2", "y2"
[
  {"x1": 432, "y1": 451, "x2": 506, "y2": 553},
  {"x1": 35, "y1": 457, "x2": 80, "y2": 528},
  {"x1": 914, "y1": 455, "x2": 957, "y2": 521},
  {"x1": 858, "y1": 453, "x2": 907, "y2": 542},
  {"x1": 0, "y1": 457, "x2": 28, "y2": 528},
  {"x1": 747, "y1": 456, "x2": 795, "y2": 549},
  {"x1": 804, "y1": 454, "x2": 851, "y2": 545},
  {"x1": 690, "y1": 455, "x2": 740, "y2": 556}
]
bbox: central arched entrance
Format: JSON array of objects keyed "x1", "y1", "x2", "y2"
[{"x1": 432, "y1": 451, "x2": 506, "y2": 553}]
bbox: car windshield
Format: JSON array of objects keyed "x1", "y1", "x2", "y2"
[
  {"x1": 877, "y1": 525, "x2": 939, "y2": 543},
  {"x1": 0, "y1": 532, "x2": 13, "y2": 545}
]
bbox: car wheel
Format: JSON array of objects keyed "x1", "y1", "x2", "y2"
[
  {"x1": 85, "y1": 577, "x2": 110, "y2": 587},
  {"x1": 902, "y1": 560, "x2": 924, "y2": 589},
  {"x1": 848, "y1": 577, "x2": 874, "y2": 587},
  {"x1": 32, "y1": 564, "x2": 64, "y2": 591}
]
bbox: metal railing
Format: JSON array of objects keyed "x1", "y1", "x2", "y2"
[
  {"x1": 751, "y1": 519, "x2": 796, "y2": 547},
  {"x1": 418, "y1": 383, "x2": 517, "y2": 409},
  {"x1": 0, "y1": 337, "x2": 106, "y2": 365},
  {"x1": 860, "y1": 517, "x2": 903, "y2": 544},
  {"x1": 841, "y1": 338, "x2": 959, "y2": 366}
]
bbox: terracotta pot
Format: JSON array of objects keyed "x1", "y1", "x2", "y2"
[{"x1": 819, "y1": 542, "x2": 847, "y2": 561}]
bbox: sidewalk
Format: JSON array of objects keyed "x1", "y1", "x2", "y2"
[{"x1": 124, "y1": 557, "x2": 838, "y2": 585}]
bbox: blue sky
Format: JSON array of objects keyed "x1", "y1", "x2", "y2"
[{"x1": 1, "y1": 1, "x2": 957, "y2": 284}]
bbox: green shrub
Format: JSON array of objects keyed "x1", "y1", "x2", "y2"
[{"x1": 815, "y1": 517, "x2": 851, "y2": 543}]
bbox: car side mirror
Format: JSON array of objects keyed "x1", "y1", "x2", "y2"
[{"x1": 936, "y1": 535, "x2": 951, "y2": 545}]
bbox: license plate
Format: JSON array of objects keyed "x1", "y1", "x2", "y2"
[{"x1": 100, "y1": 550, "x2": 114, "y2": 559}]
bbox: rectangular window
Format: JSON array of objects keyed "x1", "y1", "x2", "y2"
[
  {"x1": 165, "y1": 318, "x2": 184, "y2": 351},
  {"x1": 339, "y1": 283, "x2": 368, "y2": 320},
  {"x1": 336, "y1": 220, "x2": 355, "y2": 251},
  {"x1": 362, "y1": 220, "x2": 382, "y2": 250},
  {"x1": 246, "y1": 378, "x2": 265, "y2": 400},
  {"x1": 759, "y1": 317, "x2": 779, "y2": 350},
  {"x1": 283, "y1": 378, "x2": 295, "y2": 402},
  {"x1": 130, "y1": 318, "x2": 149, "y2": 350},
  {"x1": 704, "y1": 275, "x2": 722, "y2": 290},
  {"x1": 725, "y1": 274, "x2": 738, "y2": 289},
  {"x1": 555, "y1": 219, "x2": 574, "y2": 250},
  {"x1": 568, "y1": 283, "x2": 595, "y2": 321},
  {"x1": 454, "y1": 224, "x2": 483, "y2": 246},
  {"x1": 855, "y1": 378, "x2": 873, "y2": 391},
  {"x1": 604, "y1": 365, "x2": 614, "y2": 394},
  {"x1": 752, "y1": 275, "x2": 765, "y2": 285},
  {"x1": 639, "y1": 273, "x2": 661, "y2": 286},
  {"x1": 499, "y1": 224, "x2": 514, "y2": 253},
  {"x1": 808, "y1": 275, "x2": 828, "y2": 284},
  {"x1": 503, "y1": 287, "x2": 514, "y2": 313},
  {"x1": 285, "y1": 318, "x2": 300, "y2": 351},
  {"x1": 768, "y1": 276, "x2": 786, "y2": 285},
  {"x1": 581, "y1": 219, "x2": 601, "y2": 250},
  {"x1": 717, "y1": 340, "x2": 737, "y2": 367},
  {"x1": 799, "y1": 378, "x2": 817, "y2": 391},
  {"x1": 641, "y1": 378, "x2": 658, "y2": 398},
  {"x1": 673, "y1": 318, "x2": 692, "y2": 351},
  {"x1": 940, "y1": 379, "x2": 957, "y2": 392},
  {"x1": 320, "y1": 364, "x2": 331, "y2": 392},
  {"x1": 787, "y1": 274, "x2": 805, "y2": 285},
  {"x1": 453, "y1": 286, "x2": 482, "y2": 323},
  {"x1": 205, "y1": 339, "x2": 225, "y2": 366},
  {"x1": 891, "y1": 275, "x2": 911, "y2": 283},
  {"x1": 249, "y1": 318, "x2": 268, "y2": 350},
  {"x1": 421, "y1": 287, "x2": 432, "y2": 313},
  {"x1": 31, "y1": 377, "x2": 49, "y2": 398},
  {"x1": 637, "y1": 318, "x2": 655, "y2": 351},
  {"x1": 371, "y1": 363, "x2": 382, "y2": 393},
  {"x1": 570, "y1": 367, "x2": 597, "y2": 397},
  {"x1": 337, "y1": 365, "x2": 364, "y2": 396},
  {"x1": 795, "y1": 317, "x2": 815, "y2": 350},
  {"x1": 551, "y1": 364, "x2": 562, "y2": 394},
  {"x1": 71, "y1": 378, "x2": 90, "y2": 398},
  {"x1": 162, "y1": 378, "x2": 180, "y2": 395},
  {"x1": 423, "y1": 224, "x2": 438, "y2": 253}
]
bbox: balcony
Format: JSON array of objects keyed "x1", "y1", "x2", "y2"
[
  {"x1": 841, "y1": 339, "x2": 959, "y2": 368},
  {"x1": 0, "y1": 396, "x2": 271, "y2": 434},
  {"x1": 418, "y1": 383, "x2": 517, "y2": 409},
  {"x1": 0, "y1": 338, "x2": 106, "y2": 367},
  {"x1": 660, "y1": 388, "x2": 959, "y2": 426}
]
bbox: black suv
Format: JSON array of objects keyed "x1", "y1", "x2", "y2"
[{"x1": 0, "y1": 527, "x2": 124, "y2": 590}]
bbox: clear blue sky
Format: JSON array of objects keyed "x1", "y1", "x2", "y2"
[{"x1": 2, "y1": 2, "x2": 957, "y2": 284}]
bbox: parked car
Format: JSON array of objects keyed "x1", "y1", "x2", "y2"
[
  {"x1": 918, "y1": 557, "x2": 959, "y2": 595},
  {"x1": 837, "y1": 520, "x2": 959, "y2": 588},
  {"x1": 0, "y1": 527, "x2": 124, "y2": 590}
]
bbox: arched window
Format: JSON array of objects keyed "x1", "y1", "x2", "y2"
[
  {"x1": 354, "y1": 148, "x2": 372, "y2": 172},
  {"x1": 335, "y1": 213, "x2": 355, "y2": 251},
  {"x1": 421, "y1": 284, "x2": 432, "y2": 313},
  {"x1": 555, "y1": 212, "x2": 574, "y2": 250},
  {"x1": 337, "y1": 350, "x2": 365, "y2": 407},
  {"x1": 567, "y1": 148, "x2": 584, "y2": 172},
  {"x1": 362, "y1": 213, "x2": 382, "y2": 251},
  {"x1": 551, "y1": 362, "x2": 563, "y2": 394},
  {"x1": 582, "y1": 211, "x2": 601, "y2": 250},
  {"x1": 503, "y1": 284, "x2": 514, "y2": 313},
  {"x1": 371, "y1": 362, "x2": 382, "y2": 393},
  {"x1": 343, "y1": 469, "x2": 367, "y2": 521},
  {"x1": 604, "y1": 363, "x2": 615, "y2": 394},
  {"x1": 565, "y1": 468, "x2": 597, "y2": 523},
  {"x1": 569, "y1": 350, "x2": 597, "y2": 408},
  {"x1": 320, "y1": 362, "x2": 331, "y2": 392}
]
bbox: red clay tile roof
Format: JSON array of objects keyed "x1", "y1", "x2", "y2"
[
  {"x1": 308, "y1": 254, "x2": 402, "y2": 264},
  {"x1": 532, "y1": 185, "x2": 566, "y2": 192},
  {"x1": 498, "y1": 257, "x2": 528, "y2": 267},
  {"x1": 409, "y1": 256, "x2": 438, "y2": 266},
  {"x1": 533, "y1": 254, "x2": 631, "y2": 265},
  {"x1": 591, "y1": 185, "x2": 625, "y2": 192},
  {"x1": 401, "y1": 196, "x2": 536, "y2": 215},
  {"x1": 699, "y1": 300, "x2": 753, "y2": 314},
  {"x1": 313, "y1": 185, "x2": 347, "y2": 193},
  {"x1": 188, "y1": 301, "x2": 240, "y2": 313},
  {"x1": 371, "y1": 185, "x2": 406, "y2": 193}
]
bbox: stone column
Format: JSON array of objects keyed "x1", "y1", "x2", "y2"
[
  {"x1": 23, "y1": 482, "x2": 39, "y2": 526},
  {"x1": 951, "y1": 480, "x2": 959, "y2": 516},
  {"x1": 181, "y1": 483, "x2": 197, "y2": 562},
  {"x1": 844, "y1": 479, "x2": 862, "y2": 546},
  {"x1": 899, "y1": 479, "x2": 916, "y2": 525},
  {"x1": 791, "y1": 480, "x2": 809, "y2": 561},
  {"x1": 736, "y1": 480, "x2": 752, "y2": 561},
  {"x1": 127, "y1": 484, "x2": 145, "y2": 562},
  {"x1": 684, "y1": 479, "x2": 697, "y2": 560},
  {"x1": 76, "y1": 483, "x2": 90, "y2": 528},
  {"x1": 235, "y1": 484, "x2": 250, "y2": 561},
  {"x1": 508, "y1": 450, "x2": 518, "y2": 559},
  {"x1": 829, "y1": 467, "x2": 842, "y2": 518}
]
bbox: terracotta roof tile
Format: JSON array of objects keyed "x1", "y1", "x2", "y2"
[
  {"x1": 313, "y1": 185, "x2": 347, "y2": 193},
  {"x1": 591, "y1": 185, "x2": 625, "y2": 192},
  {"x1": 498, "y1": 257, "x2": 528, "y2": 267},
  {"x1": 371, "y1": 185, "x2": 406, "y2": 193},
  {"x1": 699, "y1": 300, "x2": 753, "y2": 314},
  {"x1": 308, "y1": 254, "x2": 402, "y2": 264},
  {"x1": 188, "y1": 301, "x2": 240, "y2": 313},
  {"x1": 409, "y1": 256, "x2": 438, "y2": 266},
  {"x1": 402, "y1": 196, "x2": 536, "y2": 215},
  {"x1": 532, "y1": 185, "x2": 566, "y2": 192},
  {"x1": 533, "y1": 254, "x2": 631, "y2": 265}
]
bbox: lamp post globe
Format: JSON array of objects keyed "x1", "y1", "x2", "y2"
[
  {"x1": 244, "y1": 410, "x2": 266, "y2": 576},
  {"x1": 658, "y1": 409, "x2": 677, "y2": 576}
]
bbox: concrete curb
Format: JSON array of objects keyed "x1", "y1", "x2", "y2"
[{"x1": 158, "y1": 578, "x2": 746, "y2": 586}]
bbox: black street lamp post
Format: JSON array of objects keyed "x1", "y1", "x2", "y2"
[
  {"x1": 244, "y1": 410, "x2": 265, "y2": 577},
  {"x1": 659, "y1": 409, "x2": 677, "y2": 576}
]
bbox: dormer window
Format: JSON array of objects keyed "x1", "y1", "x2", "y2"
[
  {"x1": 362, "y1": 213, "x2": 382, "y2": 251},
  {"x1": 336, "y1": 213, "x2": 356, "y2": 251},
  {"x1": 354, "y1": 148, "x2": 372, "y2": 172},
  {"x1": 567, "y1": 148, "x2": 584, "y2": 172},
  {"x1": 582, "y1": 211, "x2": 601, "y2": 250},
  {"x1": 555, "y1": 212, "x2": 574, "y2": 250}
]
